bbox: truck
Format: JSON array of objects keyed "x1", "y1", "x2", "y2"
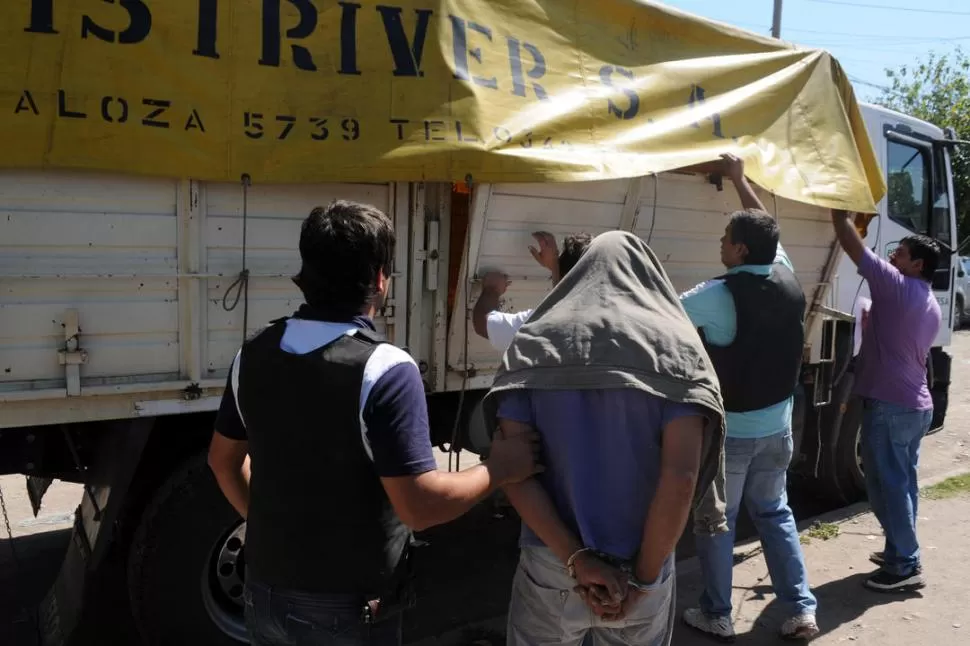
[{"x1": 0, "y1": 1, "x2": 958, "y2": 644}]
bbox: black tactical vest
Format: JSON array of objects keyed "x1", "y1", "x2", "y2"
[
  {"x1": 236, "y1": 318, "x2": 411, "y2": 595},
  {"x1": 702, "y1": 264, "x2": 806, "y2": 413}
]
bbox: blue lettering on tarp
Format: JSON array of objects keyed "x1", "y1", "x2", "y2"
[
  {"x1": 688, "y1": 84, "x2": 725, "y2": 138},
  {"x1": 276, "y1": 115, "x2": 297, "y2": 139},
  {"x1": 424, "y1": 120, "x2": 446, "y2": 141},
  {"x1": 599, "y1": 65, "x2": 639, "y2": 120},
  {"x1": 390, "y1": 118, "x2": 410, "y2": 140},
  {"x1": 141, "y1": 99, "x2": 170, "y2": 128},
  {"x1": 58, "y1": 90, "x2": 86, "y2": 119},
  {"x1": 260, "y1": 0, "x2": 319, "y2": 71},
  {"x1": 24, "y1": 0, "x2": 57, "y2": 34},
  {"x1": 101, "y1": 97, "x2": 130, "y2": 123},
  {"x1": 310, "y1": 117, "x2": 330, "y2": 140},
  {"x1": 342, "y1": 118, "x2": 361, "y2": 140},
  {"x1": 185, "y1": 109, "x2": 206, "y2": 132},
  {"x1": 81, "y1": 0, "x2": 152, "y2": 45},
  {"x1": 339, "y1": 2, "x2": 363, "y2": 75},
  {"x1": 377, "y1": 6, "x2": 433, "y2": 77},
  {"x1": 194, "y1": 0, "x2": 220, "y2": 59},
  {"x1": 455, "y1": 121, "x2": 479, "y2": 143},
  {"x1": 244, "y1": 112, "x2": 264, "y2": 138},
  {"x1": 15, "y1": 91, "x2": 40, "y2": 115},
  {"x1": 449, "y1": 16, "x2": 498, "y2": 90},
  {"x1": 493, "y1": 126, "x2": 512, "y2": 144},
  {"x1": 507, "y1": 38, "x2": 548, "y2": 100}
]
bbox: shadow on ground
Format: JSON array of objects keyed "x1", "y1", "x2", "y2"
[
  {"x1": 0, "y1": 483, "x2": 850, "y2": 646},
  {"x1": 748, "y1": 572, "x2": 923, "y2": 642}
]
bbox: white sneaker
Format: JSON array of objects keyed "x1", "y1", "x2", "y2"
[
  {"x1": 682, "y1": 607, "x2": 736, "y2": 642},
  {"x1": 780, "y1": 614, "x2": 819, "y2": 640}
]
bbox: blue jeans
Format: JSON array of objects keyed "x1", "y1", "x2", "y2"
[
  {"x1": 244, "y1": 580, "x2": 402, "y2": 646},
  {"x1": 694, "y1": 430, "x2": 817, "y2": 618},
  {"x1": 861, "y1": 398, "x2": 932, "y2": 576}
]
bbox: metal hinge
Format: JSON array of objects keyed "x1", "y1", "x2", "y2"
[
  {"x1": 57, "y1": 309, "x2": 88, "y2": 397},
  {"x1": 424, "y1": 220, "x2": 440, "y2": 291}
]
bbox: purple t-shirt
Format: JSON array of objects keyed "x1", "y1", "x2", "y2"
[
  {"x1": 854, "y1": 248, "x2": 941, "y2": 410},
  {"x1": 497, "y1": 389, "x2": 704, "y2": 559}
]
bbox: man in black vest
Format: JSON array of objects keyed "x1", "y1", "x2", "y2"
[
  {"x1": 207, "y1": 200, "x2": 542, "y2": 646},
  {"x1": 679, "y1": 155, "x2": 819, "y2": 641}
]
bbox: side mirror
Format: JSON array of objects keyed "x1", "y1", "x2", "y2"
[{"x1": 959, "y1": 271, "x2": 966, "y2": 278}]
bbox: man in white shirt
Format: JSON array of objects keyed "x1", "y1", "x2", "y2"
[{"x1": 473, "y1": 231, "x2": 592, "y2": 352}]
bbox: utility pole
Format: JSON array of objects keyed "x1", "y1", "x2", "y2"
[{"x1": 772, "y1": 0, "x2": 783, "y2": 38}]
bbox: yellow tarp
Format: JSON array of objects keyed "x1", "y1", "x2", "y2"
[{"x1": 0, "y1": 0, "x2": 885, "y2": 211}]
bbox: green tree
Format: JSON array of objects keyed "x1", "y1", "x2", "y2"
[{"x1": 878, "y1": 48, "x2": 970, "y2": 244}]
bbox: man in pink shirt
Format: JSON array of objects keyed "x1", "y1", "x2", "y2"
[{"x1": 831, "y1": 210, "x2": 942, "y2": 593}]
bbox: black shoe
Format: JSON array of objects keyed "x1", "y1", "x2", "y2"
[
  {"x1": 868, "y1": 552, "x2": 923, "y2": 574},
  {"x1": 864, "y1": 569, "x2": 925, "y2": 593}
]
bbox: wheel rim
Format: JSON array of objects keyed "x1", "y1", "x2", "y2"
[{"x1": 201, "y1": 520, "x2": 249, "y2": 643}]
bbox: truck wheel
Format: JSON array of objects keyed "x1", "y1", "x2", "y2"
[
  {"x1": 954, "y1": 296, "x2": 964, "y2": 330},
  {"x1": 829, "y1": 397, "x2": 867, "y2": 504},
  {"x1": 128, "y1": 453, "x2": 248, "y2": 646}
]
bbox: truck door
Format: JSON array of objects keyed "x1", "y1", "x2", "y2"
[{"x1": 881, "y1": 127, "x2": 958, "y2": 346}]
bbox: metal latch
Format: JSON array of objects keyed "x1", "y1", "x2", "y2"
[
  {"x1": 424, "y1": 220, "x2": 440, "y2": 291},
  {"x1": 57, "y1": 309, "x2": 87, "y2": 396}
]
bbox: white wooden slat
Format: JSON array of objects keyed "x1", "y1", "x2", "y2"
[
  {"x1": 492, "y1": 179, "x2": 630, "y2": 205},
  {"x1": 0, "y1": 171, "x2": 178, "y2": 389}
]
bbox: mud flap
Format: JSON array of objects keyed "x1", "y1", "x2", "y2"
[
  {"x1": 36, "y1": 419, "x2": 152, "y2": 646},
  {"x1": 26, "y1": 476, "x2": 54, "y2": 517}
]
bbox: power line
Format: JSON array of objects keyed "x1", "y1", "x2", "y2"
[
  {"x1": 703, "y1": 17, "x2": 969, "y2": 43},
  {"x1": 799, "y1": 40, "x2": 969, "y2": 55},
  {"x1": 848, "y1": 76, "x2": 909, "y2": 99},
  {"x1": 805, "y1": 35, "x2": 970, "y2": 48},
  {"x1": 808, "y1": 0, "x2": 970, "y2": 16},
  {"x1": 781, "y1": 27, "x2": 970, "y2": 40}
]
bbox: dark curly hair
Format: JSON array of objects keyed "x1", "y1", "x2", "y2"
[
  {"x1": 558, "y1": 233, "x2": 593, "y2": 278},
  {"x1": 292, "y1": 200, "x2": 395, "y2": 317}
]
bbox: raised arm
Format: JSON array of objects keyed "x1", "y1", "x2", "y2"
[
  {"x1": 830, "y1": 209, "x2": 866, "y2": 267},
  {"x1": 722, "y1": 153, "x2": 768, "y2": 213},
  {"x1": 529, "y1": 231, "x2": 561, "y2": 283},
  {"x1": 472, "y1": 272, "x2": 510, "y2": 340}
]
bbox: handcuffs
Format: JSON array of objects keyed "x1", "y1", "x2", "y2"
[{"x1": 566, "y1": 547, "x2": 657, "y2": 593}]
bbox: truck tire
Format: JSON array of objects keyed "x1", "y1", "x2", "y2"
[
  {"x1": 929, "y1": 347, "x2": 951, "y2": 434},
  {"x1": 819, "y1": 372, "x2": 866, "y2": 505},
  {"x1": 128, "y1": 453, "x2": 248, "y2": 646},
  {"x1": 829, "y1": 396, "x2": 866, "y2": 504}
]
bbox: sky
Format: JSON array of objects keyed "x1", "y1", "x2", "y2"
[{"x1": 659, "y1": 0, "x2": 970, "y2": 101}]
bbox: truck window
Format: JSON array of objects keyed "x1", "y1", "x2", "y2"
[
  {"x1": 931, "y1": 145, "x2": 952, "y2": 244},
  {"x1": 886, "y1": 139, "x2": 931, "y2": 235}
]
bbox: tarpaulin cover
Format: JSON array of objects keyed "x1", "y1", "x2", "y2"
[{"x1": 0, "y1": 0, "x2": 885, "y2": 211}]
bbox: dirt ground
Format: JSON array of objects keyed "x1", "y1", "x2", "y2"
[{"x1": 670, "y1": 492, "x2": 970, "y2": 645}]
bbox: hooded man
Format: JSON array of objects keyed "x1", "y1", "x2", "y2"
[{"x1": 482, "y1": 230, "x2": 726, "y2": 646}]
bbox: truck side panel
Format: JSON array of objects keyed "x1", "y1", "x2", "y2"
[
  {"x1": 446, "y1": 172, "x2": 838, "y2": 386},
  {"x1": 0, "y1": 170, "x2": 180, "y2": 396},
  {"x1": 0, "y1": 172, "x2": 408, "y2": 427}
]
